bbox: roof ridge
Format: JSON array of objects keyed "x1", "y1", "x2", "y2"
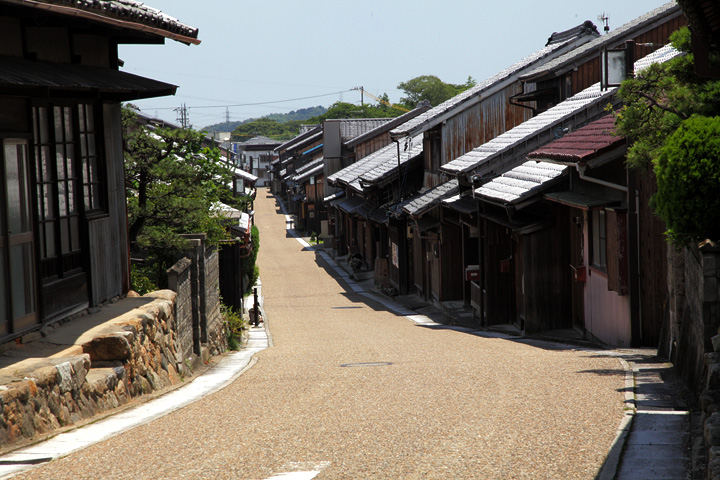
[{"x1": 546, "y1": 20, "x2": 599, "y2": 46}]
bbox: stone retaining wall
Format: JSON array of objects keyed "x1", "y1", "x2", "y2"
[
  {"x1": 675, "y1": 245, "x2": 720, "y2": 479},
  {"x1": 0, "y1": 291, "x2": 198, "y2": 449},
  {"x1": 167, "y1": 257, "x2": 194, "y2": 361}
]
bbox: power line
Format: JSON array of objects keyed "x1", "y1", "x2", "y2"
[{"x1": 143, "y1": 89, "x2": 354, "y2": 111}]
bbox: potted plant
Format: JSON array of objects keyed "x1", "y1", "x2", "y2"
[{"x1": 347, "y1": 253, "x2": 363, "y2": 272}]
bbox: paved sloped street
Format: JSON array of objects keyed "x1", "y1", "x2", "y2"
[{"x1": 11, "y1": 189, "x2": 627, "y2": 480}]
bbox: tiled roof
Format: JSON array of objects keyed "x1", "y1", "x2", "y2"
[
  {"x1": 275, "y1": 126, "x2": 322, "y2": 153},
  {"x1": 326, "y1": 119, "x2": 394, "y2": 142},
  {"x1": 293, "y1": 158, "x2": 324, "y2": 184},
  {"x1": 239, "y1": 136, "x2": 282, "y2": 150},
  {"x1": 345, "y1": 102, "x2": 431, "y2": 148},
  {"x1": 441, "y1": 45, "x2": 681, "y2": 178},
  {"x1": 233, "y1": 168, "x2": 258, "y2": 183},
  {"x1": 400, "y1": 180, "x2": 459, "y2": 217},
  {"x1": 4, "y1": 0, "x2": 200, "y2": 45},
  {"x1": 519, "y1": 2, "x2": 682, "y2": 82},
  {"x1": 343, "y1": 119, "x2": 393, "y2": 140},
  {"x1": 287, "y1": 131, "x2": 323, "y2": 154},
  {"x1": 328, "y1": 134, "x2": 423, "y2": 192},
  {"x1": 390, "y1": 22, "x2": 599, "y2": 138},
  {"x1": 527, "y1": 114, "x2": 625, "y2": 163},
  {"x1": 359, "y1": 137, "x2": 424, "y2": 187},
  {"x1": 475, "y1": 161, "x2": 568, "y2": 205}
]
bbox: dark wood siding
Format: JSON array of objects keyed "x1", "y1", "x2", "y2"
[
  {"x1": 569, "y1": 15, "x2": 688, "y2": 96},
  {"x1": 440, "y1": 221, "x2": 463, "y2": 302},
  {"x1": 636, "y1": 166, "x2": 668, "y2": 346},
  {"x1": 441, "y1": 85, "x2": 533, "y2": 167},
  {"x1": 483, "y1": 220, "x2": 515, "y2": 325},
  {"x1": 521, "y1": 218, "x2": 573, "y2": 333},
  {"x1": 354, "y1": 132, "x2": 392, "y2": 160}
]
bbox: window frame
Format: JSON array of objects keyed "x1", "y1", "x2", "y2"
[{"x1": 591, "y1": 208, "x2": 607, "y2": 272}]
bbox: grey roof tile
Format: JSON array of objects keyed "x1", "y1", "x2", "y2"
[
  {"x1": 293, "y1": 158, "x2": 324, "y2": 183},
  {"x1": 475, "y1": 161, "x2": 568, "y2": 205},
  {"x1": 275, "y1": 126, "x2": 322, "y2": 153},
  {"x1": 345, "y1": 102, "x2": 432, "y2": 148},
  {"x1": 520, "y1": 2, "x2": 681, "y2": 82},
  {"x1": 17, "y1": 0, "x2": 200, "y2": 44},
  {"x1": 390, "y1": 23, "x2": 599, "y2": 138},
  {"x1": 326, "y1": 118, "x2": 394, "y2": 142},
  {"x1": 442, "y1": 45, "x2": 681, "y2": 177},
  {"x1": 400, "y1": 179, "x2": 459, "y2": 217},
  {"x1": 328, "y1": 134, "x2": 423, "y2": 192}
]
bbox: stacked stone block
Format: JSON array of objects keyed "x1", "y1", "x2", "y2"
[{"x1": 0, "y1": 291, "x2": 191, "y2": 450}]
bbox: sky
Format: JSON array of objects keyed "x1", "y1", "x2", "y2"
[{"x1": 119, "y1": 0, "x2": 672, "y2": 130}]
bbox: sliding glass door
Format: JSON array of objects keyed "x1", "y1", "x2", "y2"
[{"x1": 0, "y1": 139, "x2": 37, "y2": 335}]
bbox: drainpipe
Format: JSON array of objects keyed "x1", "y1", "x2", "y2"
[
  {"x1": 393, "y1": 137, "x2": 403, "y2": 202},
  {"x1": 627, "y1": 168, "x2": 641, "y2": 346}
]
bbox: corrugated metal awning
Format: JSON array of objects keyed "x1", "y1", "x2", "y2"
[{"x1": 0, "y1": 55, "x2": 177, "y2": 100}]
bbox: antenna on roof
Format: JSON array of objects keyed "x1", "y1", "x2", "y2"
[{"x1": 598, "y1": 13, "x2": 610, "y2": 34}]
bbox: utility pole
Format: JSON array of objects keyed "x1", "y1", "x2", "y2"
[
  {"x1": 174, "y1": 103, "x2": 189, "y2": 128},
  {"x1": 225, "y1": 107, "x2": 230, "y2": 125},
  {"x1": 351, "y1": 86, "x2": 364, "y2": 105}
]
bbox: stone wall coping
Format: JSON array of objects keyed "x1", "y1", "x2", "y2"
[{"x1": 0, "y1": 291, "x2": 177, "y2": 385}]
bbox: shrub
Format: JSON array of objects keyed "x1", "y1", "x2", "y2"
[
  {"x1": 222, "y1": 304, "x2": 247, "y2": 351},
  {"x1": 653, "y1": 115, "x2": 720, "y2": 245},
  {"x1": 130, "y1": 262, "x2": 158, "y2": 295}
]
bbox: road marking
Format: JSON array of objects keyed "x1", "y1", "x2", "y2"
[
  {"x1": 266, "y1": 472, "x2": 321, "y2": 480},
  {"x1": 266, "y1": 461, "x2": 330, "y2": 479}
]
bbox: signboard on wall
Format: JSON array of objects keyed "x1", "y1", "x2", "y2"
[{"x1": 392, "y1": 242, "x2": 399, "y2": 268}]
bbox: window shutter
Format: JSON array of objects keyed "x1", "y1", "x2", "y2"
[{"x1": 606, "y1": 209, "x2": 629, "y2": 295}]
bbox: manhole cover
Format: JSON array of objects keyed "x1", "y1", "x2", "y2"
[{"x1": 340, "y1": 362, "x2": 393, "y2": 368}]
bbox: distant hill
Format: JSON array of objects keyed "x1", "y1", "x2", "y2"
[
  {"x1": 264, "y1": 106, "x2": 327, "y2": 123},
  {"x1": 203, "y1": 106, "x2": 327, "y2": 133}
]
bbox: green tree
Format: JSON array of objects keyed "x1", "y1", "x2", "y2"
[
  {"x1": 241, "y1": 225, "x2": 260, "y2": 296},
  {"x1": 307, "y1": 100, "x2": 402, "y2": 123},
  {"x1": 653, "y1": 115, "x2": 720, "y2": 244},
  {"x1": 123, "y1": 105, "x2": 237, "y2": 288},
  {"x1": 231, "y1": 117, "x2": 305, "y2": 142},
  {"x1": 615, "y1": 27, "x2": 720, "y2": 244},
  {"x1": 397, "y1": 75, "x2": 477, "y2": 108}
]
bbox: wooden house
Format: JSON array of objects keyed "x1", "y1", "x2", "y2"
[
  {"x1": 275, "y1": 126, "x2": 323, "y2": 215},
  {"x1": 443, "y1": 45, "x2": 680, "y2": 336},
  {"x1": 385, "y1": 22, "x2": 600, "y2": 305},
  {"x1": 418, "y1": 4, "x2": 685, "y2": 320},
  {"x1": 327, "y1": 133, "x2": 425, "y2": 279},
  {"x1": 323, "y1": 105, "x2": 430, "y2": 261},
  {"x1": 292, "y1": 158, "x2": 325, "y2": 236},
  {"x1": 0, "y1": 1, "x2": 199, "y2": 342},
  {"x1": 517, "y1": 2, "x2": 685, "y2": 111},
  {"x1": 527, "y1": 114, "x2": 669, "y2": 347}
]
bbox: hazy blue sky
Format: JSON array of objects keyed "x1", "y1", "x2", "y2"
[{"x1": 119, "y1": 1, "x2": 672, "y2": 129}]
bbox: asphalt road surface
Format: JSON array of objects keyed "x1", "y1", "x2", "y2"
[{"x1": 13, "y1": 189, "x2": 626, "y2": 479}]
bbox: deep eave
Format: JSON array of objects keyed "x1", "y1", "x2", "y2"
[
  {"x1": 0, "y1": 55, "x2": 177, "y2": 100},
  {"x1": 0, "y1": 0, "x2": 201, "y2": 45}
]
